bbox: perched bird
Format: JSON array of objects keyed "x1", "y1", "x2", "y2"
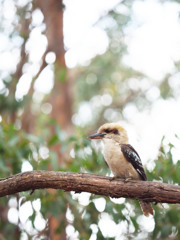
[{"x1": 88, "y1": 122, "x2": 153, "y2": 217}]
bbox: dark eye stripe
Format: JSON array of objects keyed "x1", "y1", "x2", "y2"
[
  {"x1": 105, "y1": 129, "x2": 111, "y2": 133},
  {"x1": 104, "y1": 129, "x2": 119, "y2": 134}
]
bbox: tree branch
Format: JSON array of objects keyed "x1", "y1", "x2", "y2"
[{"x1": 0, "y1": 171, "x2": 179, "y2": 203}]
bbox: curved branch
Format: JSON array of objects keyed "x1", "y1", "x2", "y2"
[{"x1": 0, "y1": 171, "x2": 180, "y2": 203}]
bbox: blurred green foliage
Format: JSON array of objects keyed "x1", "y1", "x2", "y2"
[
  {"x1": 0, "y1": 120, "x2": 180, "y2": 239},
  {"x1": 147, "y1": 138, "x2": 180, "y2": 239}
]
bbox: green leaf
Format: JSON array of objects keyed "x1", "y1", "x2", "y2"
[
  {"x1": 50, "y1": 152, "x2": 59, "y2": 170},
  {"x1": 48, "y1": 135, "x2": 58, "y2": 146}
]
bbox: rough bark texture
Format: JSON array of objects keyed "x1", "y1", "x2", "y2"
[{"x1": 0, "y1": 171, "x2": 180, "y2": 203}]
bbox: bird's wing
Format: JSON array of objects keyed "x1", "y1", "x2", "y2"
[{"x1": 121, "y1": 144, "x2": 147, "y2": 181}]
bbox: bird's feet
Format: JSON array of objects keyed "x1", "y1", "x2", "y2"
[
  {"x1": 109, "y1": 176, "x2": 133, "y2": 182},
  {"x1": 124, "y1": 177, "x2": 132, "y2": 183},
  {"x1": 109, "y1": 176, "x2": 124, "y2": 182}
]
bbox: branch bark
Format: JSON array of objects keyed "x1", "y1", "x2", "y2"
[{"x1": 0, "y1": 171, "x2": 180, "y2": 203}]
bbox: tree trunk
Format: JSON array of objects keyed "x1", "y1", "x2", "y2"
[{"x1": 34, "y1": 1, "x2": 73, "y2": 239}]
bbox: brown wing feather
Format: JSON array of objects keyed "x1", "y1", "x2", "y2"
[{"x1": 121, "y1": 144, "x2": 147, "y2": 181}]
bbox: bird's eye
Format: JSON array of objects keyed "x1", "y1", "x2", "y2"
[{"x1": 113, "y1": 129, "x2": 119, "y2": 135}]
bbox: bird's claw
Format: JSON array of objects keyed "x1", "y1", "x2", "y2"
[
  {"x1": 124, "y1": 177, "x2": 132, "y2": 183},
  {"x1": 109, "y1": 176, "x2": 123, "y2": 182}
]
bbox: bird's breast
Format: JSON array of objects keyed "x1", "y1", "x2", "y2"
[{"x1": 102, "y1": 139, "x2": 140, "y2": 179}]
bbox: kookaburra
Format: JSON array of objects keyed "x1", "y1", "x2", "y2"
[{"x1": 88, "y1": 122, "x2": 153, "y2": 217}]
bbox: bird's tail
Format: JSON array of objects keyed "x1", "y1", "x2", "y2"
[{"x1": 139, "y1": 201, "x2": 153, "y2": 217}]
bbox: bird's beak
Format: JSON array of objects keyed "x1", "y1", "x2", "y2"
[{"x1": 88, "y1": 133, "x2": 106, "y2": 139}]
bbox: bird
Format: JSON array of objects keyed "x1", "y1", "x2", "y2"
[{"x1": 88, "y1": 122, "x2": 153, "y2": 217}]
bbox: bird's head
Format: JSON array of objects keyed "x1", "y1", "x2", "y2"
[{"x1": 88, "y1": 122, "x2": 128, "y2": 144}]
